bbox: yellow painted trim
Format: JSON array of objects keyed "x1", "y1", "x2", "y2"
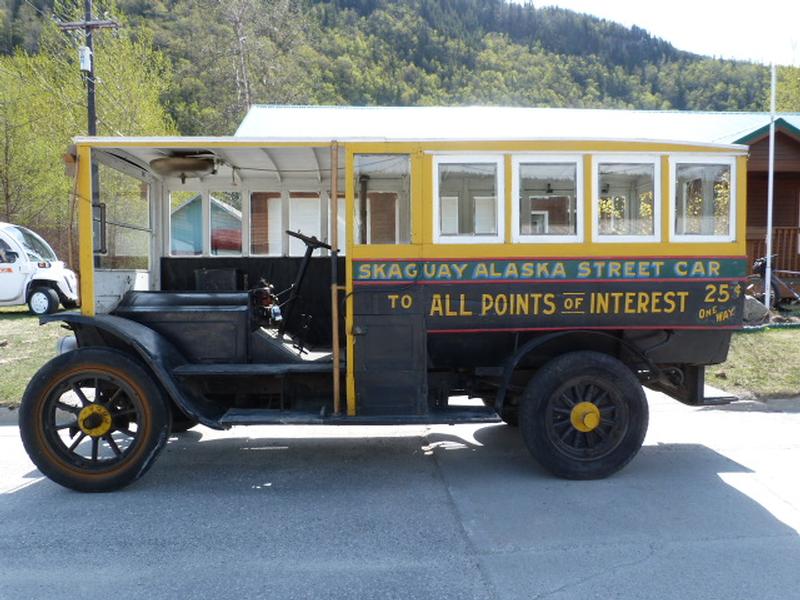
[
  {"x1": 79, "y1": 139, "x2": 332, "y2": 149},
  {"x1": 504, "y1": 155, "x2": 513, "y2": 242},
  {"x1": 737, "y1": 156, "x2": 748, "y2": 251},
  {"x1": 661, "y1": 155, "x2": 670, "y2": 243},
  {"x1": 422, "y1": 154, "x2": 434, "y2": 245},
  {"x1": 348, "y1": 242, "x2": 744, "y2": 260},
  {"x1": 76, "y1": 145, "x2": 95, "y2": 316},
  {"x1": 583, "y1": 155, "x2": 593, "y2": 243},
  {"x1": 346, "y1": 140, "x2": 746, "y2": 154},
  {"x1": 345, "y1": 149, "x2": 356, "y2": 416},
  {"x1": 412, "y1": 147, "x2": 425, "y2": 245}
]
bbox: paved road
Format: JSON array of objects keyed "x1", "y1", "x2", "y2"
[{"x1": 1, "y1": 392, "x2": 799, "y2": 600}]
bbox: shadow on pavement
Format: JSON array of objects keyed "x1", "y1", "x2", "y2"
[{"x1": 2, "y1": 424, "x2": 799, "y2": 599}]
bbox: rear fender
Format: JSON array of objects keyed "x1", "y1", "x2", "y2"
[
  {"x1": 41, "y1": 313, "x2": 225, "y2": 429},
  {"x1": 495, "y1": 330, "x2": 659, "y2": 413}
]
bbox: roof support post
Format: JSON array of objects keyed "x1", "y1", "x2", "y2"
[
  {"x1": 76, "y1": 145, "x2": 96, "y2": 316},
  {"x1": 330, "y1": 141, "x2": 341, "y2": 416}
]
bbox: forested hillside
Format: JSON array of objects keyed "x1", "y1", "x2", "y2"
[{"x1": 3, "y1": 0, "x2": 797, "y2": 137}]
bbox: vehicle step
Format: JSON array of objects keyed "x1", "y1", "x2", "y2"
[
  {"x1": 173, "y1": 363, "x2": 341, "y2": 377},
  {"x1": 218, "y1": 407, "x2": 501, "y2": 426}
]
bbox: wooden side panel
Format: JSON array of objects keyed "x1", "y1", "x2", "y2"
[{"x1": 748, "y1": 131, "x2": 800, "y2": 173}]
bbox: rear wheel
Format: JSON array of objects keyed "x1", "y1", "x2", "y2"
[
  {"x1": 19, "y1": 348, "x2": 171, "y2": 492},
  {"x1": 519, "y1": 351, "x2": 648, "y2": 479},
  {"x1": 28, "y1": 287, "x2": 59, "y2": 315}
]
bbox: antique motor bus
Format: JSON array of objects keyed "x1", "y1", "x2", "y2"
[{"x1": 19, "y1": 107, "x2": 748, "y2": 491}]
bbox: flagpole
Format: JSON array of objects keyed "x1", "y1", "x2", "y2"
[{"x1": 764, "y1": 63, "x2": 776, "y2": 309}]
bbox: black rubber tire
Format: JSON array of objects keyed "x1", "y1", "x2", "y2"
[
  {"x1": 19, "y1": 348, "x2": 171, "y2": 492},
  {"x1": 519, "y1": 351, "x2": 648, "y2": 480},
  {"x1": 28, "y1": 287, "x2": 59, "y2": 315}
]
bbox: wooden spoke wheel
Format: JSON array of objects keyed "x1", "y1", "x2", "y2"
[
  {"x1": 20, "y1": 348, "x2": 171, "y2": 492},
  {"x1": 520, "y1": 351, "x2": 648, "y2": 480}
]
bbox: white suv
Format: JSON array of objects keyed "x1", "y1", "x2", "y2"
[{"x1": 0, "y1": 222, "x2": 79, "y2": 315}]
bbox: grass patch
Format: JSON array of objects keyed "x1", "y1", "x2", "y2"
[
  {"x1": 0, "y1": 306, "x2": 62, "y2": 408},
  {"x1": 708, "y1": 328, "x2": 800, "y2": 399}
]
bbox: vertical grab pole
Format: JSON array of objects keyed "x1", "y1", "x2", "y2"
[{"x1": 330, "y1": 141, "x2": 341, "y2": 415}]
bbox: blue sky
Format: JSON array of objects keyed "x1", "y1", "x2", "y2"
[{"x1": 519, "y1": 1, "x2": 800, "y2": 65}]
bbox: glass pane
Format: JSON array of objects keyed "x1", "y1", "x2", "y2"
[
  {"x1": 170, "y1": 190, "x2": 202, "y2": 256},
  {"x1": 289, "y1": 193, "x2": 321, "y2": 256},
  {"x1": 438, "y1": 162, "x2": 497, "y2": 236},
  {"x1": 250, "y1": 192, "x2": 282, "y2": 255},
  {"x1": 355, "y1": 154, "x2": 411, "y2": 244},
  {"x1": 598, "y1": 163, "x2": 655, "y2": 236},
  {"x1": 96, "y1": 165, "x2": 150, "y2": 268},
  {"x1": 210, "y1": 191, "x2": 242, "y2": 255},
  {"x1": 518, "y1": 163, "x2": 577, "y2": 236},
  {"x1": 675, "y1": 163, "x2": 731, "y2": 236}
]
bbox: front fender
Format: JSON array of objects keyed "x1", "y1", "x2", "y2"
[{"x1": 41, "y1": 313, "x2": 225, "y2": 429}]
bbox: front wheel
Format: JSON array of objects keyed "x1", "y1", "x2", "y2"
[
  {"x1": 28, "y1": 287, "x2": 59, "y2": 315},
  {"x1": 519, "y1": 351, "x2": 648, "y2": 480},
  {"x1": 19, "y1": 348, "x2": 171, "y2": 492}
]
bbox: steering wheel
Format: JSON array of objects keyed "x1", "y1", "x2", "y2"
[{"x1": 285, "y1": 229, "x2": 332, "y2": 251}]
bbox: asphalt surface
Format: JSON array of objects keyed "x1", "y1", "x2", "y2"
[{"x1": 1, "y1": 392, "x2": 799, "y2": 600}]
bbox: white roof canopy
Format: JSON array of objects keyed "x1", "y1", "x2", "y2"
[{"x1": 236, "y1": 105, "x2": 800, "y2": 146}]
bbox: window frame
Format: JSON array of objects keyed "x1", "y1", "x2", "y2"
[
  {"x1": 511, "y1": 154, "x2": 583, "y2": 244},
  {"x1": 592, "y1": 154, "x2": 662, "y2": 244},
  {"x1": 432, "y1": 154, "x2": 505, "y2": 244},
  {"x1": 669, "y1": 155, "x2": 736, "y2": 243}
]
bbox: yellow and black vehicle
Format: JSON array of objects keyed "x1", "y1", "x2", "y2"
[{"x1": 19, "y1": 107, "x2": 748, "y2": 491}]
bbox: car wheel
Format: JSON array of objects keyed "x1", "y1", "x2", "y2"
[
  {"x1": 519, "y1": 351, "x2": 648, "y2": 480},
  {"x1": 28, "y1": 287, "x2": 60, "y2": 315},
  {"x1": 19, "y1": 348, "x2": 171, "y2": 492}
]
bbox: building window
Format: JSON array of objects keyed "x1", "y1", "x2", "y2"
[
  {"x1": 354, "y1": 154, "x2": 411, "y2": 244},
  {"x1": 209, "y1": 191, "x2": 242, "y2": 255},
  {"x1": 512, "y1": 157, "x2": 582, "y2": 243},
  {"x1": 250, "y1": 192, "x2": 282, "y2": 255},
  {"x1": 672, "y1": 158, "x2": 735, "y2": 242},
  {"x1": 434, "y1": 155, "x2": 504, "y2": 244},
  {"x1": 595, "y1": 157, "x2": 660, "y2": 242}
]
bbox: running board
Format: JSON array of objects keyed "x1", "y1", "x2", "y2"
[
  {"x1": 218, "y1": 407, "x2": 502, "y2": 426},
  {"x1": 174, "y1": 363, "x2": 341, "y2": 377}
]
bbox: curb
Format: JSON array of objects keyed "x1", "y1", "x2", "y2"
[
  {"x1": 741, "y1": 321, "x2": 800, "y2": 332},
  {"x1": 0, "y1": 407, "x2": 19, "y2": 425}
]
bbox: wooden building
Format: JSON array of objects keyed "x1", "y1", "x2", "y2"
[{"x1": 737, "y1": 119, "x2": 800, "y2": 271}]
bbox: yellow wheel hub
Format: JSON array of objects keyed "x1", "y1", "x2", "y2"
[
  {"x1": 570, "y1": 401, "x2": 601, "y2": 433},
  {"x1": 78, "y1": 404, "x2": 113, "y2": 438}
]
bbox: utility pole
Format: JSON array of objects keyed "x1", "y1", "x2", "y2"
[{"x1": 57, "y1": 1, "x2": 118, "y2": 256}]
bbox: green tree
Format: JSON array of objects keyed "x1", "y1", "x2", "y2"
[
  {"x1": 777, "y1": 65, "x2": 800, "y2": 111},
  {"x1": 0, "y1": 9, "x2": 174, "y2": 260}
]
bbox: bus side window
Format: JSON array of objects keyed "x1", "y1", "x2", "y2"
[
  {"x1": 595, "y1": 157, "x2": 660, "y2": 243},
  {"x1": 354, "y1": 154, "x2": 411, "y2": 244}
]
